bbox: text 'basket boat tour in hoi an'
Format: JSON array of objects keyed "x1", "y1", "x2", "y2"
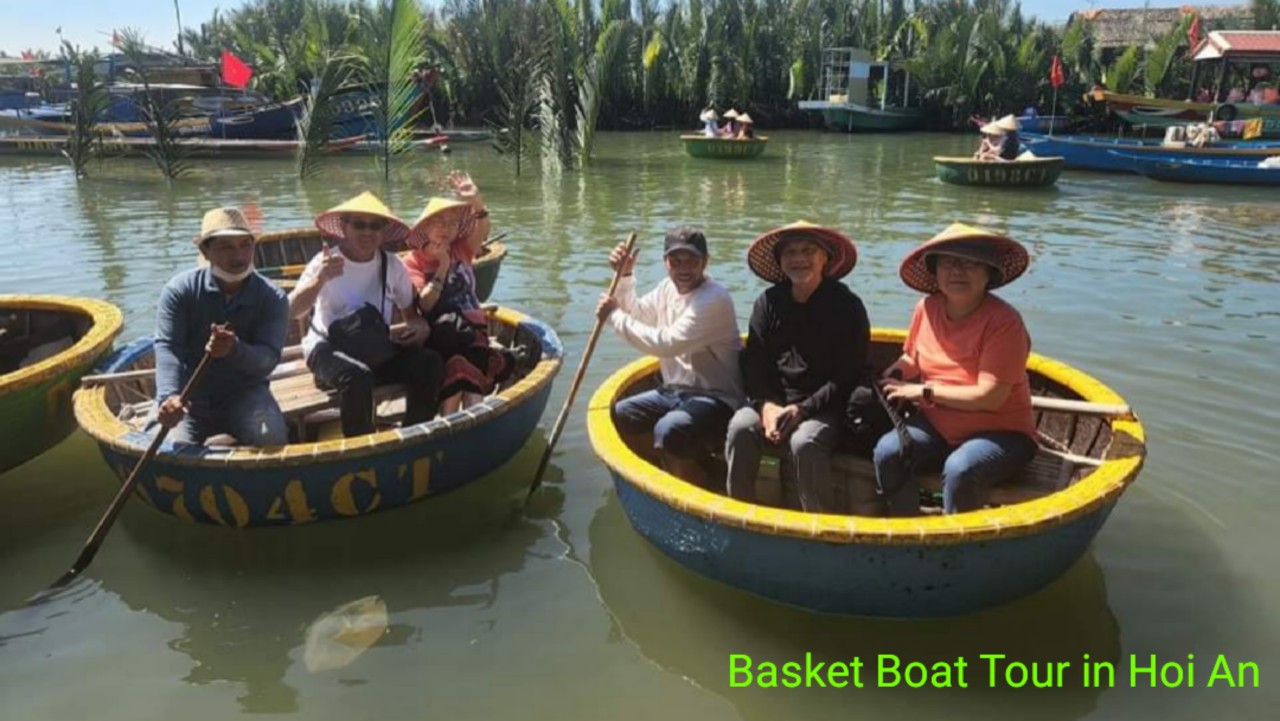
[
  {"x1": 73, "y1": 307, "x2": 561, "y2": 526},
  {"x1": 588, "y1": 329, "x2": 1146, "y2": 617},
  {"x1": 0, "y1": 295, "x2": 124, "y2": 474},
  {"x1": 249, "y1": 226, "x2": 508, "y2": 302},
  {"x1": 681, "y1": 135, "x2": 769, "y2": 159},
  {"x1": 933, "y1": 156, "x2": 1065, "y2": 187}
]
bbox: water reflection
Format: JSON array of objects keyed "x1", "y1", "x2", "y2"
[{"x1": 1, "y1": 440, "x2": 558, "y2": 715}]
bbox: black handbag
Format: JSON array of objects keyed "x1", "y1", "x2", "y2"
[{"x1": 313, "y1": 250, "x2": 398, "y2": 369}]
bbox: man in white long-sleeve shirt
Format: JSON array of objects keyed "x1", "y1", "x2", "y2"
[{"x1": 596, "y1": 227, "x2": 744, "y2": 485}]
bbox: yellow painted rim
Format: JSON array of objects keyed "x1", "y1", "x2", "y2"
[
  {"x1": 680, "y1": 135, "x2": 769, "y2": 143},
  {"x1": 0, "y1": 295, "x2": 124, "y2": 396},
  {"x1": 933, "y1": 156, "x2": 1064, "y2": 166},
  {"x1": 74, "y1": 306, "x2": 561, "y2": 467},
  {"x1": 587, "y1": 328, "x2": 1146, "y2": 546}
]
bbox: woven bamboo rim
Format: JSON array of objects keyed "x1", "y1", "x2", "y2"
[
  {"x1": 933, "y1": 156, "x2": 1065, "y2": 166},
  {"x1": 0, "y1": 295, "x2": 124, "y2": 395},
  {"x1": 679, "y1": 135, "x2": 769, "y2": 143},
  {"x1": 73, "y1": 306, "x2": 560, "y2": 468},
  {"x1": 587, "y1": 328, "x2": 1146, "y2": 546}
]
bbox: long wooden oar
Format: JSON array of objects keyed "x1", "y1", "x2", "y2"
[
  {"x1": 47, "y1": 348, "x2": 214, "y2": 590},
  {"x1": 526, "y1": 232, "x2": 638, "y2": 501}
]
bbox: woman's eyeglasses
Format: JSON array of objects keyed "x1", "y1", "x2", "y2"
[{"x1": 342, "y1": 216, "x2": 386, "y2": 232}]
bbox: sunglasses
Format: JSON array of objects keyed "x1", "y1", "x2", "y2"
[{"x1": 342, "y1": 216, "x2": 387, "y2": 232}]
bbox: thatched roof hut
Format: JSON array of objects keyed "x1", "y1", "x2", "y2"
[{"x1": 1069, "y1": 5, "x2": 1256, "y2": 50}]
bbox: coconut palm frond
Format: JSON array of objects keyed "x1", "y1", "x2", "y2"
[
  {"x1": 296, "y1": 51, "x2": 354, "y2": 180},
  {"x1": 577, "y1": 19, "x2": 631, "y2": 166},
  {"x1": 358, "y1": 0, "x2": 428, "y2": 182},
  {"x1": 61, "y1": 43, "x2": 110, "y2": 177}
]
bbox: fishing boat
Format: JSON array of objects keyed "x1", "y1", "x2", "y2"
[
  {"x1": 680, "y1": 135, "x2": 768, "y2": 159},
  {"x1": 251, "y1": 227, "x2": 508, "y2": 301},
  {"x1": 587, "y1": 329, "x2": 1146, "y2": 617},
  {"x1": 1102, "y1": 31, "x2": 1280, "y2": 137},
  {"x1": 1021, "y1": 132, "x2": 1280, "y2": 172},
  {"x1": 0, "y1": 295, "x2": 123, "y2": 474},
  {"x1": 933, "y1": 156, "x2": 1065, "y2": 187},
  {"x1": 798, "y1": 47, "x2": 922, "y2": 132},
  {"x1": 73, "y1": 306, "x2": 562, "y2": 526},
  {"x1": 0, "y1": 135, "x2": 363, "y2": 159},
  {"x1": 1111, "y1": 151, "x2": 1280, "y2": 186}
]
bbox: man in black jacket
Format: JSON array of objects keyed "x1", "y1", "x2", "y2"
[{"x1": 725, "y1": 222, "x2": 870, "y2": 512}]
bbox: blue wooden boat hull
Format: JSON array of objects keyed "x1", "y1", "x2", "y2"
[
  {"x1": 589, "y1": 331, "x2": 1146, "y2": 618},
  {"x1": 611, "y1": 470, "x2": 1115, "y2": 617},
  {"x1": 76, "y1": 309, "x2": 562, "y2": 527},
  {"x1": 1114, "y1": 152, "x2": 1280, "y2": 186},
  {"x1": 1022, "y1": 132, "x2": 1280, "y2": 172}
]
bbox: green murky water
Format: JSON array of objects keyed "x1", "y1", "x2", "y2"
[{"x1": 1, "y1": 131, "x2": 1276, "y2": 719}]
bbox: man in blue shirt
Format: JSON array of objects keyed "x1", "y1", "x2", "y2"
[{"x1": 153, "y1": 207, "x2": 290, "y2": 446}]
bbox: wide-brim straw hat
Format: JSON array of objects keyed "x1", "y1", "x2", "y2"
[
  {"x1": 407, "y1": 196, "x2": 474, "y2": 250},
  {"x1": 980, "y1": 121, "x2": 1005, "y2": 135},
  {"x1": 699, "y1": 108, "x2": 719, "y2": 122},
  {"x1": 899, "y1": 223, "x2": 1029, "y2": 294},
  {"x1": 314, "y1": 191, "x2": 410, "y2": 244},
  {"x1": 737, "y1": 113, "x2": 755, "y2": 125},
  {"x1": 995, "y1": 114, "x2": 1020, "y2": 132},
  {"x1": 747, "y1": 221, "x2": 857, "y2": 284},
  {"x1": 195, "y1": 207, "x2": 255, "y2": 247},
  {"x1": 724, "y1": 109, "x2": 740, "y2": 119}
]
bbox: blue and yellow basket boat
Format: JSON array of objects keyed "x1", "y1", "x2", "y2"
[
  {"x1": 1, "y1": 295, "x2": 123, "y2": 474},
  {"x1": 588, "y1": 330, "x2": 1146, "y2": 617},
  {"x1": 73, "y1": 307, "x2": 561, "y2": 526}
]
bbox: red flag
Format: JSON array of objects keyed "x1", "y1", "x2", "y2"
[
  {"x1": 1188, "y1": 15, "x2": 1202, "y2": 49},
  {"x1": 1050, "y1": 55, "x2": 1065, "y2": 90},
  {"x1": 221, "y1": 50, "x2": 253, "y2": 89},
  {"x1": 111, "y1": 31, "x2": 121, "y2": 48}
]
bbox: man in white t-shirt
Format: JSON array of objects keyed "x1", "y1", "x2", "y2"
[
  {"x1": 289, "y1": 192, "x2": 444, "y2": 437},
  {"x1": 596, "y1": 227, "x2": 743, "y2": 486}
]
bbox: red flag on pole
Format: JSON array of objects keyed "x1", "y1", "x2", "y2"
[
  {"x1": 1050, "y1": 55, "x2": 1065, "y2": 90},
  {"x1": 221, "y1": 50, "x2": 253, "y2": 89},
  {"x1": 1188, "y1": 14, "x2": 1202, "y2": 49}
]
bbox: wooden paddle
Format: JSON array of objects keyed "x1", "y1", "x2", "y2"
[
  {"x1": 47, "y1": 348, "x2": 214, "y2": 591},
  {"x1": 526, "y1": 232, "x2": 638, "y2": 501}
]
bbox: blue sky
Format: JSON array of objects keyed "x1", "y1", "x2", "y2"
[{"x1": 0, "y1": 1, "x2": 1249, "y2": 56}]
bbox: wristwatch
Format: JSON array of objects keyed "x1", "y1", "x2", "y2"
[{"x1": 921, "y1": 384, "x2": 935, "y2": 407}]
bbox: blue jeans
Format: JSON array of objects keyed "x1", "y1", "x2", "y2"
[
  {"x1": 872, "y1": 413, "x2": 1037, "y2": 515},
  {"x1": 725, "y1": 406, "x2": 843, "y2": 512},
  {"x1": 613, "y1": 388, "x2": 733, "y2": 460},
  {"x1": 151, "y1": 384, "x2": 289, "y2": 446}
]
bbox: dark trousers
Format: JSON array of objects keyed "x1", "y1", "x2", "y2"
[{"x1": 307, "y1": 340, "x2": 445, "y2": 437}]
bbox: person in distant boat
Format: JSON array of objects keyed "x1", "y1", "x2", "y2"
[
  {"x1": 975, "y1": 115, "x2": 1020, "y2": 161},
  {"x1": 405, "y1": 171, "x2": 518, "y2": 415},
  {"x1": 289, "y1": 192, "x2": 443, "y2": 438},
  {"x1": 726, "y1": 222, "x2": 870, "y2": 512},
  {"x1": 720, "y1": 109, "x2": 741, "y2": 137},
  {"x1": 872, "y1": 223, "x2": 1037, "y2": 516},
  {"x1": 735, "y1": 113, "x2": 756, "y2": 140},
  {"x1": 699, "y1": 108, "x2": 719, "y2": 137},
  {"x1": 152, "y1": 207, "x2": 289, "y2": 446},
  {"x1": 598, "y1": 227, "x2": 744, "y2": 487}
]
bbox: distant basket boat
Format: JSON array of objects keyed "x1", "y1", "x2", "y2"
[
  {"x1": 251, "y1": 228, "x2": 507, "y2": 302},
  {"x1": 73, "y1": 306, "x2": 562, "y2": 527},
  {"x1": 934, "y1": 156, "x2": 1065, "y2": 187},
  {"x1": 1111, "y1": 151, "x2": 1280, "y2": 186},
  {"x1": 588, "y1": 329, "x2": 1146, "y2": 617},
  {"x1": 0, "y1": 295, "x2": 123, "y2": 474},
  {"x1": 680, "y1": 135, "x2": 768, "y2": 159}
]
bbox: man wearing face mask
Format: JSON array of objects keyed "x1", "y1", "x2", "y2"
[{"x1": 152, "y1": 207, "x2": 290, "y2": 446}]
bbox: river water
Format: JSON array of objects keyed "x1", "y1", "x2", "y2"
[{"x1": 0, "y1": 132, "x2": 1276, "y2": 719}]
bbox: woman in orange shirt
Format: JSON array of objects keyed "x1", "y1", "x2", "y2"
[{"x1": 873, "y1": 224, "x2": 1038, "y2": 515}]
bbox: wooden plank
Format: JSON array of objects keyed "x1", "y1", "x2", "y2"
[
  {"x1": 1031, "y1": 396, "x2": 1131, "y2": 417},
  {"x1": 82, "y1": 345, "x2": 305, "y2": 387}
]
